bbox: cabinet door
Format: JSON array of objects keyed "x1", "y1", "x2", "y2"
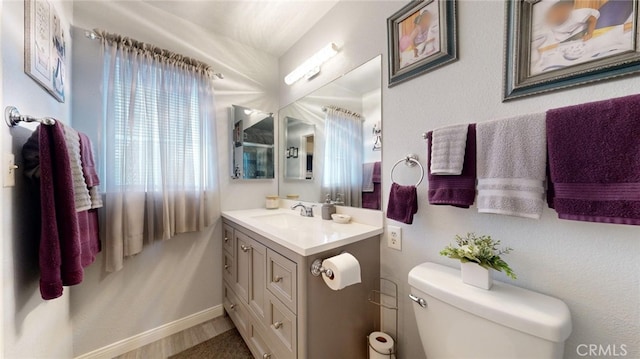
[
  {"x1": 234, "y1": 231, "x2": 252, "y2": 302},
  {"x1": 249, "y1": 240, "x2": 267, "y2": 324},
  {"x1": 223, "y1": 223, "x2": 234, "y2": 256},
  {"x1": 223, "y1": 251, "x2": 235, "y2": 285}
]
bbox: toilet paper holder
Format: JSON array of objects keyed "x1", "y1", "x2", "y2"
[{"x1": 310, "y1": 259, "x2": 335, "y2": 279}]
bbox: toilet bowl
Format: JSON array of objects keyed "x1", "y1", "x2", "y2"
[{"x1": 408, "y1": 262, "x2": 572, "y2": 359}]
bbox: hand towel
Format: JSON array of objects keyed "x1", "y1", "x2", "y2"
[
  {"x1": 61, "y1": 124, "x2": 92, "y2": 212},
  {"x1": 77, "y1": 132, "x2": 102, "y2": 267},
  {"x1": 430, "y1": 124, "x2": 469, "y2": 175},
  {"x1": 78, "y1": 132, "x2": 103, "y2": 209},
  {"x1": 386, "y1": 182, "x2": 418, "y2": 224},
  {"x1": 476, "y1": 114, "x2": 547, "y2": 219},
  {"x1": 363, "y1": 162, "x2": 382, "y2": 210},
  {"x1": 372, "y1": 161, "x2": 381, "y2": 184},
  {"x1": 362, "y1": 163, "x2": 375, "y2": 192},
  {"x1": 546, "y1": 94, "x2": 640, "y2": 225},
  {"x1": 427, "y1": 124, "x2": 477, "y2": 208},
  {"x1": 38, "y1": 124, "x2": 83, "y2": 300},
  {"x1": 78, "y1": 133, "x2": 100, "y2": 187}
]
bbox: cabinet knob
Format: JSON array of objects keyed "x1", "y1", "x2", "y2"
[
  {"x1": 273, "y1": 276, "x2": 283, "y2": 283},
  {"x1": 224, "y1": 237, "x2": 229, "y2": 243},
  {"x1": 240, "y1": 244, "x2": 250, "y2": 252},
  {"x1": 273, "y1": 321, "x2": 283, "y2": 329},
  {"x1": 262, "y1": 354, "x2": 271, "y2": 359},
  {"x1": 229, "y1": 303, "x2": 236, "y2": 310},
  {"x1": 224, "y1": 264, "x2": 230, "y2": 270}
]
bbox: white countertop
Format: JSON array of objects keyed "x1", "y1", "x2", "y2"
[{"x1": 222, "y1": 208, "x2": 383, "y2": 256}]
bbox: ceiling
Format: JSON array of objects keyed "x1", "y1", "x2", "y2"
[{"x1": 143, "y1": 0, "x2": 340, "y2": 56}]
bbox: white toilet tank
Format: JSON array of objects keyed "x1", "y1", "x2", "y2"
[{"x1": 408, "y1": 262, "x2": 572, "y2": 359}]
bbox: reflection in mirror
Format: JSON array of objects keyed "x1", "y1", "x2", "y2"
[
  {"x1": 231, "y1": 105, "x2": 275, "y2": 179},
  {"x1": 279, "y1": 55, "x2": 382, "y2": 209},
  {"x1": 284, "y1": 117, "x2": 315, "y2": 180}
]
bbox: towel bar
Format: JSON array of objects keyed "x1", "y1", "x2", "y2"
[{"x1": 5, "y1": 106, "x2": 56, "y2": 127}]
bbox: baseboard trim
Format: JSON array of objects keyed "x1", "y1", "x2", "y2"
[{"x1": 74, "y1": 305, "x2": 224, "y2": 359}]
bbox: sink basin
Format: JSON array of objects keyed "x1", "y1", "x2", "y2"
[{"x1": 252, "y1": 212, "x2": 313, "y2": 230}]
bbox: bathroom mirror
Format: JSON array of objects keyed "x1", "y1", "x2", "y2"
[
  {"x1": 278, "y1": 55, "x2": 382, "y2": 209},
  {"x1": 231, "y1": 105, "x2": 275, "y2": 179}
]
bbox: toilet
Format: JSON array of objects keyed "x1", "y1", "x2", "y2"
[{"x1": 408, "y1": 262, "x2": 572, "y2": 359}]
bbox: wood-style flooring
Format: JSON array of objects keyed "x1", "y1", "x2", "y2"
[{"x1": 113, "y1": 315, "x2": 235, "y2": 359}]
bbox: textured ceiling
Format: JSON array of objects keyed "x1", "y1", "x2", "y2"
[{"x1": 143, "y1": 0, "x2": 340, "y2": 56}]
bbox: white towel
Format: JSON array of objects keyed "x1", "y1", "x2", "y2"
[
  {"x1": 476, "y1": 113, "x2": 546, "y2": 219},
  {"x1": 362, "y1": 163, "x2": 375, "y2": 192},
  {"x1": 62, "y1": 125, "x2": 92, "y2": 212},
  {"x1": 430, "y1": 124, "x2": 469, "y2": 175}
]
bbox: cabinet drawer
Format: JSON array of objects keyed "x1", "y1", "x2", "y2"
[
  {"x1": 267, "y1": 249, "x2": 297, "y2": 314},
  {"x1": 223, "y1": 251, "x2": 234, "y2": 285},
  {"x1": 266, "y1": 291, "x2": 297, "y2": 358},
  {"x1": 248, "y1": 320, "x2": 281, "y2": 359},
  {"x1": 223, "y1": 224, "x2": 234, "y2": 256},
  {"x1": 223, "y1": 284, "x2": 249, "y2": 336}
]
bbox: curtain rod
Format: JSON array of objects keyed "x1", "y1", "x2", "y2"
[
  {"x1": 84, "y1": 29, "x2": 224, "y2": 80},
  {"x1": 322, "y1": 105, "x2": 363, "y2": 118}
]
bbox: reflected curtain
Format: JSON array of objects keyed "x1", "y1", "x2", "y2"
[
  {"x1": 322, "y1": 107, "x2": 364, "y2": 207},
  {"x1": 100, "y1": 32, "x2": 220, "y2": 272}
]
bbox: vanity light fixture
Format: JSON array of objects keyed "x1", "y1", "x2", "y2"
[{"x1": 284, "y1": 43, "x2": 339, "y2": 85}]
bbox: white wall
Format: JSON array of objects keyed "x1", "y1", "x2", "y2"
[
  {"x1": 70, "y1": 1, "x2": 278, "y2": 356},
  {"x1": 1, "y1": 0, "x2": 74, "y2": 358},
  {"x1": 279, "y1": 1, "x2": 640, "y2": 358}
]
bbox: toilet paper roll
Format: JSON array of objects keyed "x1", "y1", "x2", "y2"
[
  {"x1": 369, "y1": 331, "x2": 395, "y2": 359},
  {"x1": 321, "y1": 252, "x2": 361, "y2": 290}
]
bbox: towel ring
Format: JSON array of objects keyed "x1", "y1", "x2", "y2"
[{"x1": 390, "y1": 154, "x2": 424, "y2": 187}]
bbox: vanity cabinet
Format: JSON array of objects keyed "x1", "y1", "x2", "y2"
[{"x1": 222, "y1": 219, "x2": 380, "y2": 359}]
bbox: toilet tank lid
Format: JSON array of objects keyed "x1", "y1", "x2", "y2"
[{"x1": 408, "y1": 262, "x2": 572, "y2": 343}]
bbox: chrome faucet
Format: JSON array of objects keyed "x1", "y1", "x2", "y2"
[{"x1": 291, "y1": 203, "x2": 315, "y2": 217}]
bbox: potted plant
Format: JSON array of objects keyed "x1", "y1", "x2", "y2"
[{"x1": 440, "y1": 233, "x2": 516, "y2": 290}]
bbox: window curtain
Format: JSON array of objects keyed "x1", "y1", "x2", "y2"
[
  {"x1": 100, "y1": 33, "x2": 220, "y2": 272},
  {"x1": 322, "y1": 107, "x2": 364, "y2": 207}
]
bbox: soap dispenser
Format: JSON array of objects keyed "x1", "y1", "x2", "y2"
[{"x1": 321, "y1": 194, "x2": 336, "y2": 220}]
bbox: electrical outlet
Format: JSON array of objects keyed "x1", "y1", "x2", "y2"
[
  {"x1": 387, "y1": 225, "x2": 402, "y2": 251},
  {"x1": 4, "y1": 153, "x2": 16, "y2": 188}
]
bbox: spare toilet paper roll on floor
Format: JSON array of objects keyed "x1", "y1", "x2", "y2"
[
  {"x1": 321, "y1": 252, "x2": 361, "y2": 290},
  {"x1": 369, "y1": 331, "x2": 395, "y2": 359}
]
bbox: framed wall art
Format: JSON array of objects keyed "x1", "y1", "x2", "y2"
[
  {"x1": 387, "y1": 0, "x2": 457, "y2": 87},
  {"x1": 504, "y1": 0, "x2": 640, "y2": 101},
  {"x1": 24, "y1": 0, "x2": 66, "y2": 102}
]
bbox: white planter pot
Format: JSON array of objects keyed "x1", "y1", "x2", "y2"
[{"x1": 461, "y1": 262, "x2": 493, "y2": 290}]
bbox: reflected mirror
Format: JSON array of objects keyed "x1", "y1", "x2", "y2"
[
  {"x1": 231, "y1": 105, "x2": 275, "y2": 179},
  {"x1": 279, "y1": 55, "x2": 382, "y2": 209},
  {"x1": 284, "y1": 117, "x2": 315, "y2": 180}
]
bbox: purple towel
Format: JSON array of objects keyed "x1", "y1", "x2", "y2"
[
  {"x1": 77, "y1": 132, "x2": 102, "y2": 267},
  {"x1": 386, "y1": 183, "x2": 418, "y2": 224},
  {"x1": 38, "y1": 124, "x2": 83, "y2": 300},
  {"x1": 427, "y1": 124, "x2": 477, "y2": 208},
  {"x1": 78, "y1": 132, "x2": 100, "y2": 187},
  {"x1": 372, "y1": 161, "x2": 381, "y2": 183},
  {"x1": 363, "y1": 162, "x2": 382, "y2": 210},
  {"x1": 546, "y1": 93, "x2": 640, "y2": 226},
  {"x1": 362, "y1": 184, "x2": 381, "y2": 210}
]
